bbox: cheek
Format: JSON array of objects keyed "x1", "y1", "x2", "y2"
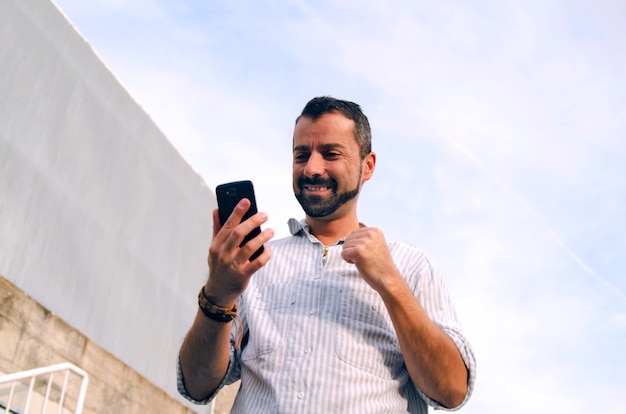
[
  {"x1": 292, "y1": 164, "x2": 302, "y2": 178},
  {"x1": 292, "y1": 166, "x2": 302, "y2": 187}
]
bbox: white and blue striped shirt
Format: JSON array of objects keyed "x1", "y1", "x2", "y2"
[{"x1": 178, "y1": 218, "x2": 476, "y2": 413}]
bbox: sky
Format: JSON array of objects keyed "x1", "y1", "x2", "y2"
[{"x1": 52, "y1": 0, "x2": 626, "y2": 412}]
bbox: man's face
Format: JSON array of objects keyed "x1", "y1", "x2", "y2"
[{"x1": 292, "y1": 113, "x2": 369, "y2": 219}]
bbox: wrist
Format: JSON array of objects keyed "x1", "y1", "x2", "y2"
[
  {"x1": 197, "y1": 286, "x2": 238, "y2": 322},
  {"x1": 202, "y1": 282, "x2": 239, "y2": 309},
  {"x1": 197, "y1": 285, "x2": 244, "y2": 350}
]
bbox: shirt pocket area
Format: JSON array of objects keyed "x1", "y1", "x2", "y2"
[
  {"x1": 334, "y1": 287, "x2": 403, "y2": 379},
  {"x1": 241, "y1": 283, "x2": 296, "y2": 361}
]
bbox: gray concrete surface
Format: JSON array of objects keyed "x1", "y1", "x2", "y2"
[{"x1": 0, "y1": 0, "x2": 216, "y2": 410}]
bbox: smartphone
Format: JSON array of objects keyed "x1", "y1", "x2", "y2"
[{"x1": 215, "y1": 180, "x2": 264, "y2": 261}]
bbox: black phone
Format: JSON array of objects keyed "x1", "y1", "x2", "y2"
[{"x1": 215, "y1": 180, "x2": 264, "y2": 261}]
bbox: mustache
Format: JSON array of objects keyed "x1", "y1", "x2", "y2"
[{"x1": 297, "y1": 176, "x2": 336, "y2": 189}]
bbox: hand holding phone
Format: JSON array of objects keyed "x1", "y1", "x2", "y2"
[{"x1": 215, "y1": 180, "x2": 265, "y2": 261}]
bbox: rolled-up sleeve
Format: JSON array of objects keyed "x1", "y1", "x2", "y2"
[
  {"x1": 176, "y1": 330, "x2": 243, "y2": 405},
  {"x1": 414, "y1": 261, "x2": 477, "y2": 411}
]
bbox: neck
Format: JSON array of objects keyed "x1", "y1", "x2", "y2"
[{"x1": 306, "y1": 212, "x2": 360, "y2": 246}]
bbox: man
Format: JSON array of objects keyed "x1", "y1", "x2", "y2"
[{"x1": 178, "y1": 97, "x2": 476, "y2": 413}]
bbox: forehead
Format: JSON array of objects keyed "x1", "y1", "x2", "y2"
[{"x1": 293, "y1": 113, "x2": 357, "y2": 149}]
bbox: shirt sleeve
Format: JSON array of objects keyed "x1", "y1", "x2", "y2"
[
  {"x1": 176, "y1": 326, "x2": 243, "y2": 405},
  {"x1": 412, "y1": 258, "x2": 477, "y2": 411}
]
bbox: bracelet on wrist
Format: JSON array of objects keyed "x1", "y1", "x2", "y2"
[
  {"x1": 197, "y1": 287, "x2": 237, "y2": 322},
  {"x1": 197, "y1": 286, "x2": 243, "y2": 349}
]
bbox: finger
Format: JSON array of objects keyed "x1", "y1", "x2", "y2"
[
  {"x1": 245, "y1": 245, "x2": 273, "y2": 274},
  {"x1": 341, "y1": 250, "x2": 356, "y2": 264},
  {"x1": 223, "y1": 198, "x2": 252, "y2": 230},
  {"x1": 237, "y1": 227, "x2": 274, "y2": 261},
  {"x1": 212, "y1": 208, "x2": 221, "y2": 238},
  {"x1": 232, "y1": 211, "x2": 270, "y2": 239},
  {"x1": 232, "y1": 246, "x2": 272, "y2": 280},
  {"x1": 229, "y1": 212, "x2": 267, "y2": 245},
  {"x1": 218, "y1": 199, "x2": 254, "y2": 251},
  {"x1": 345, "y1": 227, "x2": 372, "y2": 243},
  {"x1": 341, "y1": 243, "x2": 360, "y2": 264}
]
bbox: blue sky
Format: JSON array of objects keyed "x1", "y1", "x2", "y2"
[{"x1": 53, "y1": 0, "x2": 626, "y2": 412}]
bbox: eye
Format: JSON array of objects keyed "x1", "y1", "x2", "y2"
[
  {"x1": 324, "y1": 152, "x2": 341, "y2": 160},
  {"x1": 294, "y1": 152, "x2": 309, "y2": 163}
]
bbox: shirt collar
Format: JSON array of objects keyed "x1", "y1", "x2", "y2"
[
  {"x1": 287, "y1": 218, "x2": 367, "y2": 237},
  {"x1": 288, "y1": 218, "x2": 308, "y2": 236}
]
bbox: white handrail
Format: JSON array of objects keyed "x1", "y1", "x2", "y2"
[{"x1": 0, "y1": 362, "x2": 89, "y2": 414}]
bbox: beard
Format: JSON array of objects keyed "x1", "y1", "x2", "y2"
[{"x1": 294, "y1": 174, "x2": 361, "y2": 218}]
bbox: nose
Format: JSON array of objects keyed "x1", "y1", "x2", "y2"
[{"x1": 303, "y1": 152, "x2": 325, "y2": 177}]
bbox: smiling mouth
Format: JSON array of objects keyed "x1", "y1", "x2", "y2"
[
  {"x1": 304, "y1": 185, "x2": 332, "y2": 192},
  {"x1": 298, "y1": 176, "x2": 336, "y2": 194}
]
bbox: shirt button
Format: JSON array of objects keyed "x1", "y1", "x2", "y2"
[
  {"x1": 304, "y1": 348, "x2": 310, "y2": 355},
  {"x1": 298, "y1": 392, "x2": 305, "y2": 399},
  {"x1": 372, "y1": 304, "x2": 379, "y2": 311},
  {"x1": 309, "y1": 309, "x2": 316, "y2": 315}
]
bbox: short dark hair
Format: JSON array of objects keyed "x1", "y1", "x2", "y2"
[{"x1": 296, "y1": 96, "x2": 372, "y2": 159}]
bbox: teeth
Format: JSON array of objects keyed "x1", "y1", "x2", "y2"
[{"x1": 307, "y1": 186, "x2": 330, "y2": 191}]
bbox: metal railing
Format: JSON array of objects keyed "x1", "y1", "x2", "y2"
[{"x1": 0, "y1": 363, "x2": 88, "y2": 414}]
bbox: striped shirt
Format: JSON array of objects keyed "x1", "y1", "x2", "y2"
[{"x1": 178, "y1": 218, "x2": 476, "y2": 413}]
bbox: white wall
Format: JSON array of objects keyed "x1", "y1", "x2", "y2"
[{"x1": 0, "y1": 0, "x2": 214, "y2": 409}]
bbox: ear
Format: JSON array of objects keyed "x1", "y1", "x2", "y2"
[{"x1": 361, "y1": 152, "x2": 376, "y2": 182}]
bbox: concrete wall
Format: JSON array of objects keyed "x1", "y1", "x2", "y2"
[
  {"x1": 0, "y1": 276, "x2": 197, "y2": 413},
  {"x1": 0, "y1": 0, "x2": 215, "y2": 410}
]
